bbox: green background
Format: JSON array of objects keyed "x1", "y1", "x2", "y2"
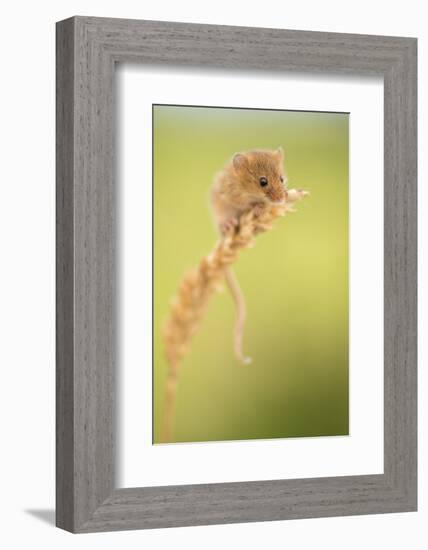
[{"x1": 153, "y1": 105, "x2": 349, "y2": 444}]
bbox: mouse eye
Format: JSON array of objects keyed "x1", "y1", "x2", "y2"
[
  {"x1": 280, "y1": 175, "x2": 284, "y2": 183},
  {"x1": 259, "y1": 177, "x2": 268, "y2": 187}
]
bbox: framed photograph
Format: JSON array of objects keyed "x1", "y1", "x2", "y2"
[{"x1": 56, "y1": 16, "x2": 417, "y2": 532}]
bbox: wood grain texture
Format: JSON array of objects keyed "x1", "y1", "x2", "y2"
[
  {"x1": 56, "y1": 16, "x2": 417, "y2": 533},
  {"x1": 56, "y1": 18, "x2": 76, "y2": 532}
]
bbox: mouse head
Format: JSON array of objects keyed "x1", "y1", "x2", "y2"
[{"x1": 232, "y1": 148, "x2": 288, "y2": 203}]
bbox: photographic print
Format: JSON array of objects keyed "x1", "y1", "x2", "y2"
[
  {"x1": 153, "y1": 104, "x2": 349, "y2": 444},
  {"x1": 56, "y1": 19, "x2": 417, "y2": 531}
]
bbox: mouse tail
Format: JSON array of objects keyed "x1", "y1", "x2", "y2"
[{"x1": 224, "y1": 267, "x2": 252, "y2": 365}]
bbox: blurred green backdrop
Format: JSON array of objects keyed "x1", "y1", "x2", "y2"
[{"x1": 153, "y1": 105, "x2": 349, "y2": 443}]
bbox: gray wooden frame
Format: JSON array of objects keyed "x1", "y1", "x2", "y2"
[{"x1": 56, "y1": 16, "x2": 417, "y2": 533}]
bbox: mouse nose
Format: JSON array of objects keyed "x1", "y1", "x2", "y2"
[{"x1": 268, "y1": 188, "x2": 286, "y2": 203}]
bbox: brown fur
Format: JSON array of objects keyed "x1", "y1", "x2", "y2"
[
  {"x1": 211, "y1": 147, "x2": 288, "y2": 230},
  {"x1": 210, "y1": 148, "x2": 288, "y2": 364}
]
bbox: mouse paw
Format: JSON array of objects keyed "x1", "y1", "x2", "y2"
[
  {"x1": 220, "y1": 217, "x2": 238, "y2": 235},
  {"x1": 252, "y1": 203, "x2": 266, "y2": 217}
]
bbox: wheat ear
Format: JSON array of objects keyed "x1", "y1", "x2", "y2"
[{"x1": 160, "y1": 189, "x2": 308, "y2": 442}]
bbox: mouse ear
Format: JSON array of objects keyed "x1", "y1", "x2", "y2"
[
  {"x1": 275, "y1": 146, "x2": 284, "y2": 159},
  {"x1": 232, "y1": 153, "x2": 248, "y2": 170}
]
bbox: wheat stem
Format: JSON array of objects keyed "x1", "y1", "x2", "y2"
[{"x1": 160, "y1": 190, "x2": 308, "y2": 443}]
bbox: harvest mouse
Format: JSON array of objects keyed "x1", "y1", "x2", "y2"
[{"x1": 211, "y1": 148, "x2": 288, "y2": 364}]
